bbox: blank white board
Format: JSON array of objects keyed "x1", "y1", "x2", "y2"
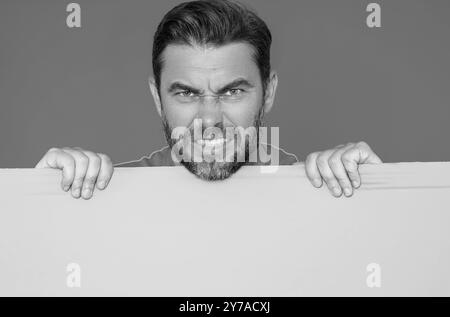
[{"x1": 0, "y1": 162, "x2": 450, "y2": 296}]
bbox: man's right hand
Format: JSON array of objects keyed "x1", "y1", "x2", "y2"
[{"x1": 35, "y1": 147, "x2": 114, "y2": 199}]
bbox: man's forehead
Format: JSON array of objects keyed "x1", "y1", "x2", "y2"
[{"x1": 160, "y1": 42, "x2": 260, "y2": 84}]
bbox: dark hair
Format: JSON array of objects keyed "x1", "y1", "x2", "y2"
[{"x1": 152, "y1": 0, "x2": 272, "y2": 92}]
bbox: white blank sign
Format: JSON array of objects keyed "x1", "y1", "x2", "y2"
[{"x1": 0, "y1": 162, "x2": 450, "y2": 296}]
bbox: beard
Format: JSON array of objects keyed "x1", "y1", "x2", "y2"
[{"x1": 162, "y1": 110, "x2": 264, "y2": 181}]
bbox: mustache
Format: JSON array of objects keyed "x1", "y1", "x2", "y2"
[
  {"x1": 161, "y1": 107, "x2": 264, "y2": 148},
  {"x1": 188, "y1": 123, "x2": 227, "y2": 140}
]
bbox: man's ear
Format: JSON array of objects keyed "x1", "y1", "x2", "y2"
[
  {"x1": 148, "y1": 76, "x2": 162, "y2": 117},
  {"x1": 262, "y1": 71, "x2": 278, "y2": 115}
]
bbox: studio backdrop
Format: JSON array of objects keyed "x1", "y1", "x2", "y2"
[{"x1": 1, "y1": 0, "x2": 450, "y2": 167}]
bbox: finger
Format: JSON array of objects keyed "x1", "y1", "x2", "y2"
[
  {"x1": 61, "y1": 148, "x2": 89, "y2": 199},
  {"x1": 96, "y1": 153, "x2": 114, "y2": 190},
  {"x1": 341, "y1": 147, "x2": 362, "y2": 188},
  {"x1": 341, "y1": 142, "x2": 382, "y2": 189},
  {"x1": 80, "y1": 151, "x2": 101, "y2": 200},
  {"x1": 36, "y1": 148, "x2": 76, "y2": 191},
  {"x1": 316, "y1": 150, "x2": 342, "y2": 197},
  {"x1": 357, "y1": 141, "x2": 383, "y2": 164},
  {"x1": 328, "y1": 144, "x2": 355, "y2": 197},
  {"x1": 305, "y1": 152, "x2": 322, "y2": 187}
]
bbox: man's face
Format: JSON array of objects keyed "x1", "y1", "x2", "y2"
[{"x1": 151, "y1": 42, "x2": 275, "y2": 180}]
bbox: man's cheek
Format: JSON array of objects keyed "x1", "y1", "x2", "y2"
[
  {"x1": 162, "y1": 101, "x2": 199, "y2": 127},
  {"x1": 223, "y1": 107, "x2": 260, "y2": 129},
  {"x1": 169, "y1": 126, "x2": 190, "y2": 163}
]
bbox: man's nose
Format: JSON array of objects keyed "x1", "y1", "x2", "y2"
[{"x1": 197, "y1": 95, "x2": 223, "y2": 128}]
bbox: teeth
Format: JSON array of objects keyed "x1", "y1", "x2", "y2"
[{"x1": 197, "y1": 138, "x2": 226, "y2": 146}]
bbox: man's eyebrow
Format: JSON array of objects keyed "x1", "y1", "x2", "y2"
[
  {"x1": 167, "y1": 79, "x2": 254, "y2": 94},
  {"x1": 167, "y1": 82, "x2": 201, "y2": 94},
  {"x1": 216, "y1": 79, "x2": 254, "y2": 94}
]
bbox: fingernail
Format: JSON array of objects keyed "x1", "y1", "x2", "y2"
[
  {"x1": 313, "y1": 179, "x2": 321, "y2": 187},
  {"x1": 82, "y1": 188, "x2": 91, "y2": 198},
  {"x1": 97, "y1": 181, "x2": 106, "y2": 189},
  {"x1": 344, "y1": 188, "x2": 352, "y2": 197},
  {"x1": 332, "y1": 187, "x2": 341, "y2": 196},
  {"x1": 352, "y1": 180, "x2": 359, "y2": 187},
  {"x1": 63, "y1": 185, "x2": 70, "y2": 191},
  {"x1": 73, "y1": 188, "x2": 80, "y2": 197}
]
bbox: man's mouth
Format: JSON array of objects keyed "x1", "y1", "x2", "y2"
[{"x1": 196, "y1": 138, "x2": 227, "y2": 147}]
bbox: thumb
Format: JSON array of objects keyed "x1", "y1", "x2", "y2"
[
  {"x1": 357, "y1": 142, "x2": 383, "y2": 164},
  {"x1": 341, "y1": 142, "x2": 382, "y2": 188},
  {"x1": 35, "y1": 149, "x2": 75, "y2": 190}
]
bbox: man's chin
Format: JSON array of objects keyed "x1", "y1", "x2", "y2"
[{"x1": 180, "y1": 160, "x2": 244, "y2": 181}]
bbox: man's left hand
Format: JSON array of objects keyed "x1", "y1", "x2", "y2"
[{"x1": 304, "y1": 141, "x2": 382, "y2": 197}]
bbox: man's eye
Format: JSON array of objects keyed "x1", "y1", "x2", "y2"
[
  {"x1": 177, "y1": 91, "x2": 195, "y2": 97},
  {"x1": 224, "y1": 88, "x2": 243, "y2": 96}
]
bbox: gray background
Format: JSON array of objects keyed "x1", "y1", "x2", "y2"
[{"x1": 1, "y1": 0, "x2": 449, "y2": 167}]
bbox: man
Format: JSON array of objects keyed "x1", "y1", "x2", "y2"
[{"x1": 35, "y1": 0, "x2": 382, "y2": 199}]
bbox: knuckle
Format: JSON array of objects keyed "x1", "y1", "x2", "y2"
[
  {"x1": 84, "y1": 176, "x2": 97, "y2": 184},
  {"x1": 47, "y1": 147, "x2": 60, "y2": 154},
  {"x1": 341, "y1": 152, "x2": 354, "y2": 164},
  {"x1": 328, "y1": 154, "x2": 341, "y2": 168},
  {"x1": 306, "y1": 152, "x2": 318, "y2": 161},
  {"x1": 84, "y1": 151, "x2": 101, "y2": 165},
  {"x1": 76, "y1": 154, "x2": 89, "y2": 166},
  {"x1": 89, "y1": 155, "x2": 101, "y2": 167},
  {"x1": 321, "y1": 172, "x2": 335, "y2": 182},
  {"x1": 103, "y1": 157, "x2": 113, "y2": 167},
  {"x1": 83, "y1": 183, "x2": 95, "y2": 191},
  {"x1": 316, "y1": 161, "x2": 326, "y2": 171},
  {"x1": 357, "y1": 141, "x2": 369, "y2": 148},
  {"x1": 72, "y1": 178, "x2": 84, "y2": 187},
  {"x1": 63, "y1": 157, "x2": 76, "y2": 169},
  {"x1": 336, "y1": 175, "x2": 350, "y2": 183},
  {"x1": 82, "y1": 150, "x2": 95, "y2": 156},
  {"x1": 326, "y1": 179, "x2": 338, "y2": 188},
  {"x1": 342, "y1": 160, "x2": 355, "y2": 171},
  {"x1": 317, "y1": 162, "x2": 328, "y2": 172},
  {"x1": 316, "y1": 155, "x2": 329, "y2": 169}
]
